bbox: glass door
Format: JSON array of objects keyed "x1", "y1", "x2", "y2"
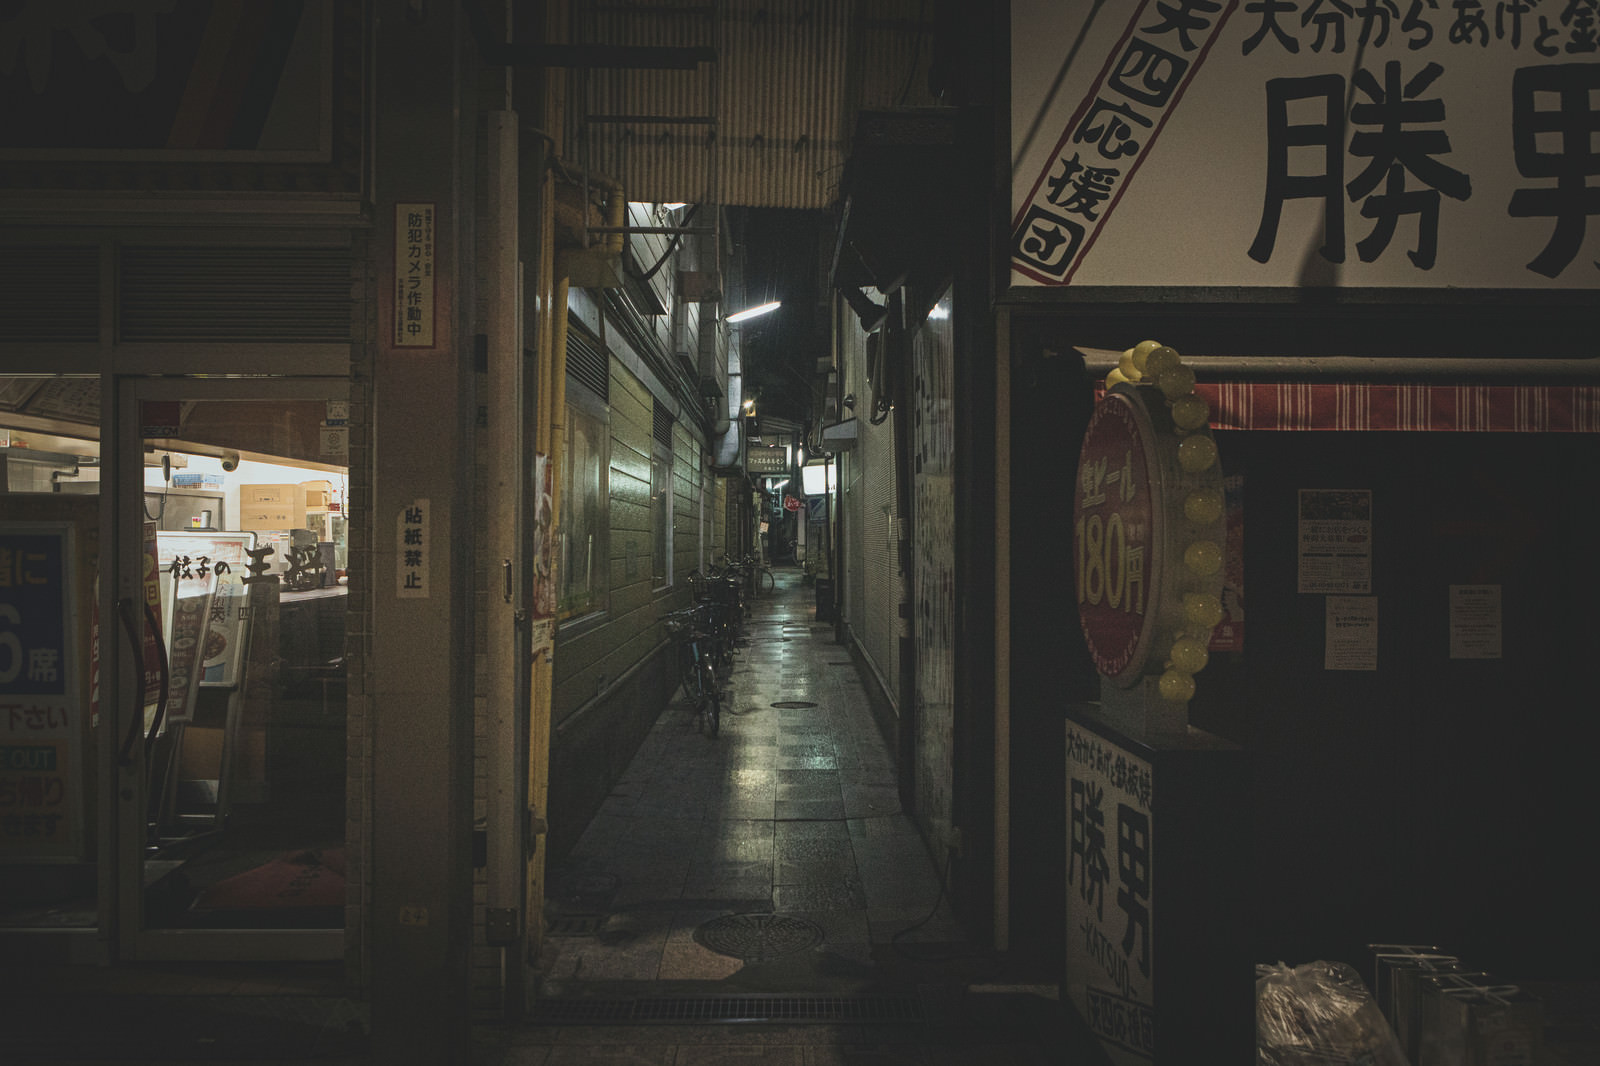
[{"x1": 113, "y1": 377, "x2": 349, "y2": 960}]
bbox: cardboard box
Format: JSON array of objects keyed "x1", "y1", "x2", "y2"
[
  {"x1": 301, "y1": 479, "x2": 333, "y2": 511},
  {"x1": 240, "y1": 483, "x2": 305, "y2": 508},
  {"x1": 1370, "y1": 946, "x2": 1460, "y2": 1062},
  {"x1": 1418, "y1": 972, "x2": 1543, "y2": 1066},
  {"x1": 238, "y1": 483, "x2": 306, "y2": 530},
  {"x1": 239, "y1": 505, "x2": 306, "y2": 531}
]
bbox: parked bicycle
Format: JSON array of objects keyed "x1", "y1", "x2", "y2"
[
  {"x1": 665, "y1": 604, "x2": 723, "y2": 737},
  {"x1": 691, "y1": 561, "x2": 746, "y2": 661},
  {"x1": 736, "y1": 553, "x2": 776, "y2": 594}
]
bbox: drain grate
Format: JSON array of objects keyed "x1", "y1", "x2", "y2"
[
  {"x1": 693, "y1": 912, "x2": 825, "y2": 961},
  {"x1": 527, "y1": 993, "x2": 926, "y2": 1025},
  {"x1": 770, "y1": 700, "x2": 817, "y2": 709}
]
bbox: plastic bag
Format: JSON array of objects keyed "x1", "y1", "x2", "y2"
[{"x1": 1257, "y1": 960, "x2": 1410, "y2": 1066}]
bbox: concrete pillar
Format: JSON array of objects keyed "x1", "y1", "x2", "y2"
[{"x1": 369, "y1": 1, "x2": 476, "y2": 1060}]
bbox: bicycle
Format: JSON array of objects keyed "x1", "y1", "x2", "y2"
[
  {"x1": 665, "y1": 605, "x2": 723, "y2": 737},
  {"x1": 743, "y1": 554, "x2": 776, "y2": 595}
]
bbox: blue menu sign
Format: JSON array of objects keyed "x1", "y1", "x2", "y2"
[{"x1": 0, "y1": 523, "x2": 82, "y2": 857}]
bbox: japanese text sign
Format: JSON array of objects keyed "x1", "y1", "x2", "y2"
[
  {"x1": 398, "y1": 499, "x2": 430, "y2": 599},
  {"x1": 395, "y1": 202, "x2": 437, "y2": 348},
  {"x1": 1067, "y1": 723, "x2": 1156, "y2": 1064},
  {"x1": 1, "y1": 524, "x2": 82, "y2": 857},
  {"x1": 1012, "y1": 0, "x2": 1600, "y2": 288}
]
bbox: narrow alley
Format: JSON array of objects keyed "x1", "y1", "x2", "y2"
[{"x1": 472, "y1": 566, "x2": 1077, "y2": 1064}]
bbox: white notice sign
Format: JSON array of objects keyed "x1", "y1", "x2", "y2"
[
  {"x1": 398, "y1": 499, "x2": 429, "y2": 599},
  {"x1": 1298, "y1": 489, "x2": 1373, "y2": 594},
  {"x1": 1449, "y1": 584, "x2": 1503, "y2": 660},
  {"x1": 1325, "y1": 596, "x2": 1378, "y2": 671},
  {"x1": 395, "y1": 202, "x2": 436, "y2": 349}
]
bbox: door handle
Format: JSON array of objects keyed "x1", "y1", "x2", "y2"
[{"x1": 115, "y1": 597, "x2": 170, "y2": 767}]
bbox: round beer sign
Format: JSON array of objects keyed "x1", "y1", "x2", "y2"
[
  {"x1": 1074, "y1": 390, "x2": 1161, "y2": 684},
  {"x1": 1075, "y1": 341, "x2": 1228, "y2": 702}
]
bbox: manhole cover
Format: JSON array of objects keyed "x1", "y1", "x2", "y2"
[
  {"x1": 770, "y1": 701, "x2": 817, "y2": 709},
  {"x1": 694, "y1": 913, "x2": 825, "y2": 961}
]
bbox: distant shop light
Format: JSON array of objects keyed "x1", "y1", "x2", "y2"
[{"x1": 801, "y1": 460, "x2": 835, "y2": 496}]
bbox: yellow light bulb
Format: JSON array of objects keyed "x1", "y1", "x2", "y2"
[
  {"x1": 1183, "y1": 488, "x2": 1223, "y2": 525},
  {"x1": 1159, "y1": 669, "x2": 1196, "y2": 703},
  {"x1": 1144, "y1": 346, "x2": 1181, "y2": 379},
  {"x1": 1184, "y1": 539, "x2": 1223, "y2": 576},
  {"x1": 1178, "y1": 434, "x2": 1218, "y2": 472},
  {"x1": 1171, "y1": 394, "x2": 1209, "y2": 431},
  {"x1": 1169, "y1": 637, "x2": 1210, "y2": 674},
  {"x1": 1106, "y1": 368, "x2": 1132, "y2": 388},
  {"x1": 1157, "y1": 364, "x2": 1197, "y2": 400},
  {"x1": 1132, "y1": 340, "x2": 1162, "y2": 372},
  {"x1": 1117, "y1": 348, "x2": 1141, "y2": 380},
  {"x1": 1184, "y1": 592, "x2": 1224, "y2": 629}
]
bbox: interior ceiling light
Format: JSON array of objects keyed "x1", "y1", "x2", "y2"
[{"x1": 725, "y1": 300, "x2": 781, "y2": 324}]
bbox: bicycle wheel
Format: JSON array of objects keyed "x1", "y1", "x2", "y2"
[
  {"x1": 679, "y1": 644, "x2": 701, "y2": 703},
  {"x1": 698, "y1": 661, "x2": 719, "y2": 736},
  {"x1": 759, "y1": 567, "x2": 775, "y2": 594}
]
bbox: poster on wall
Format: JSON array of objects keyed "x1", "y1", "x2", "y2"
[
  {"x1": 156, "y1": 532, "x2": 256, "y2": 692},
  {"x1": 0, "y1": 523, "x2": 84, "y2": 859},
  {"x1": 1297, "y1": 489, "x2": 1372, "y2": 594},
  {"x1": 1011, "y1": 0, "x2": 1599, "y2": 289},
  {"x1": 1449, "y1": 583, "x2": 1503, "y2": 660},
  {"x1": 1325, "y1": 595, "x2": 1379, "y2": 671},
  {"x1": 1211, "y1": 474, "x2": 1245, "y2": 653},
  {"x1": 531, "y1": 453, "x2": 556, "y2": 659}
]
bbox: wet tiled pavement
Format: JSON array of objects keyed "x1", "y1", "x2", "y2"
[{"x1": 479, "y1": 567, "x2": 1074, "y2": 1063}]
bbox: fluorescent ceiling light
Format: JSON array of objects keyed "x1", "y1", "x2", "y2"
[{"x1": 725, "y1": 300, "x2": 781, "y2": 324}]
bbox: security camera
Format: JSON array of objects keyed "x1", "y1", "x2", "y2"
[{"x1": 220, "y1": 450, "x2": 240, "y2": 472}]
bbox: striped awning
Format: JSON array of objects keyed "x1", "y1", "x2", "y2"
[
  {"x1": 1078, "y1": 351, "x2": 1600, "y2": 432},
  {"x1": 1198, "y1": 383, "x2": 1600, "y2": 433}
]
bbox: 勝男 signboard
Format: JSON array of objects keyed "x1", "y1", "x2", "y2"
[
  {"x1": 1011, "y1": 0, "x2": 1599, "y2": 289},
  {"x1": 1065, "y1": 708, "x2": 1253, "y2": 1064},
  {"x1": 1067, "y1": 721, "x2": 1156, "y2": 1062}
]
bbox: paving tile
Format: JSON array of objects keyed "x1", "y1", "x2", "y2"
[
  {"x1": 673, "y1": 1046, "x2": 806, "y2": 1065},
  {"x1": 541, "y1": 1045, "x2": 674, "y2": 1065},
  {"x1": 682, "y1": 862, "x2": 774, "y2": 897},
  {"x1": 785, "y1": 906, "x2": 871, "y2": 945},
  {"x1": 481, "y1": 1048, "x2": 554, "y2": 1065},
  {"x1": 775, "y1": 797, "x2": 847, "y2": 820},
  {"x1": 805, "y1": 1045, "x2": 929, "y2": 1065},
  {"x1": 656, "y1": 940, "x2": 746, "y2": 982},
  {"x1": 773, "y1": 882, "x2": 867, "y2": 911},
  {"x1": 776, "y1": 820, "x2": 851, "y2": 847}
]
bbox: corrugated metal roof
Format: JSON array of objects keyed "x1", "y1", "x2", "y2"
[{"x1": 567, "y1": 0, "x2": 938, "y2": 210}]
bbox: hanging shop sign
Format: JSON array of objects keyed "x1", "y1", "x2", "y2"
[
  {"x1": 1011, "y1": 0, "x2": 1599, "y2": 289},
  {"x1": 1074, "y1": 343, "x2": 1227, "y2": 702},
  {"x1": 746, "y1": 446, "x2": 789, "y2": 475}
]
